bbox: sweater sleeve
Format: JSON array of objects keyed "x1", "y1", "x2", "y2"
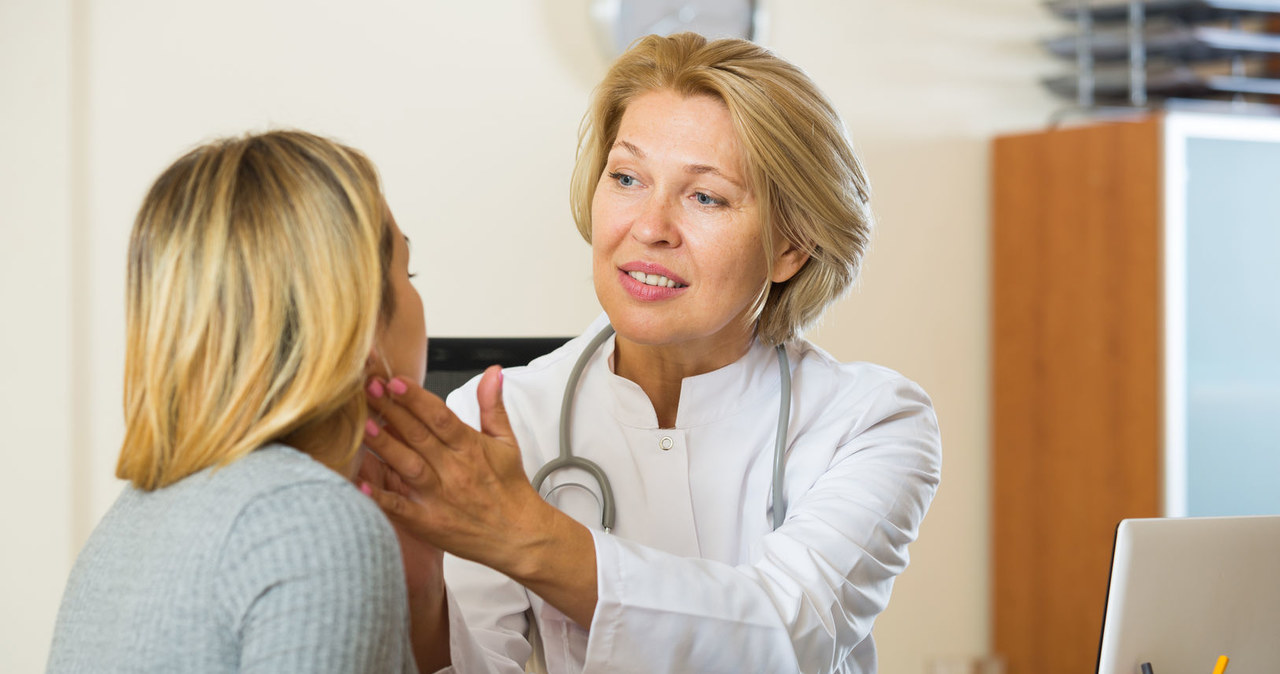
[
  {"x1": 583, "y1": 377, "x2": 942, "y2": 673},
  {"x1": 215, "y1": 480, "x2": 418, "y2": 674}
]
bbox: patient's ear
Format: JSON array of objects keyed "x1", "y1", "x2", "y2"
[{"x1": 365, "y1": 346, "x2": 391, "y2": 379}]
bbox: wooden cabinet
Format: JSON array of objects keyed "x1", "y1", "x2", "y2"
[{"x1": 991, "y1": 112, "x2": 1280, "y2": 674}]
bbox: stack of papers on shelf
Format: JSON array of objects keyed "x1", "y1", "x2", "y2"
[
  {"x1": 1043, "y1": 17, "x2": 1280, "y2": 59},
  {"x1": 1045, "y1": 0, "x2": 1280, "y2": 21},
  {"x1": 1041, "y1": 0, "x2": 1280, "y2": 105},
  {"x1": 1044, "y1": 59, "x2": 1280, "y2": 98}
]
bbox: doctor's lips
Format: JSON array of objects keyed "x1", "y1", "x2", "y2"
[{"x1": 619, "y1": 262, "x2": 688, "y2": 289}]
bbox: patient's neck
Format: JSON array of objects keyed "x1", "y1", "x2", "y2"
[{"x1": 283, "y1": 411, "x2": 359, "y2": 478}]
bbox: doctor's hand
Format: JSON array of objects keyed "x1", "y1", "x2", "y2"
[
  {"x1": 362, "y1": 367, "x2": 540, "y2": 568},
  {"x1": 360, "y1": 367, "x2": 598, "y2": 627}
]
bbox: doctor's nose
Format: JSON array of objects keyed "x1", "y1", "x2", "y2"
[{"x1": 630, "y1": 195, "x2": 681, "y2": 248}]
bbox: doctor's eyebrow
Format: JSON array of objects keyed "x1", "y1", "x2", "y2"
[
  {"x1": 612, "y1": 140, "x2": 744, "y2": 189},
  {"x1": 685, "y1": 163, "x2": 743, "y2": 190},
  {"x1": 613, "y1": 140, "x2": 646, "y2": 158}
]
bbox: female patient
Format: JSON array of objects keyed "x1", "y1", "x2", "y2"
[{"x1": 47, "y1": 130, "x2": 426, "y2": 673}]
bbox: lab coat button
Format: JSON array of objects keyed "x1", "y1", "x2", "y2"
[{"x1": 659, "y1": 436, "x2": 674, "y2": 451}]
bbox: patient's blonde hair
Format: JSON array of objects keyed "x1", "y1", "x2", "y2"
[
  {"x1": 570, "y1": 33, "x2": 872, "y2": 345},
  {"x1": 117, "y1": 130, "x2": 393, "y2": 490}
]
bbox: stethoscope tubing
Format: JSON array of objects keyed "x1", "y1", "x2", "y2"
[
  {"x1": 531, "y1": 323, "x2": 790, "y2": 534},
  {"x1": 771, "y1": 344, "x2": 791, "y2": 531},
  {"x1": 531, "y1": 325, "x2": 618, "y2": 531}
]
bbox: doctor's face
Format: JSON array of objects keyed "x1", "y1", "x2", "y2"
[{"x1": 591, "y1": 89, "x2": 802, "y2": 355}]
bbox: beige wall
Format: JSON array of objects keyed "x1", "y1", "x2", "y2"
[
  {"x1": 0, "y1": 1, "x2": 1059, "y2": 671},
  {"x1": 1, "y1": 2, "x2": 77, "y2": 672}
]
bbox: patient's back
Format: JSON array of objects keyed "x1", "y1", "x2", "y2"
[{"x1": 47, "y1": 444, "x2": 415, "y2": 674}]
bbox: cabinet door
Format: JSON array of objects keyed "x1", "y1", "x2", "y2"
[
  {"x1": 1165, "y1": 113, "x2": 1280, "y2": 517},
  {"x1": 993, "y1": 118, "x2": 1162, "y2": 674}
]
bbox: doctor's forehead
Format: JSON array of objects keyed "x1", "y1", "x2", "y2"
[{"x1": 609, "y1": 97, "x2": 747, "y2": 178}]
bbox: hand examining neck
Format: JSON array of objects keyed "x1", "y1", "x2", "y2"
[
  {"x1": 360, "y1": 368, "x2": 601, "y2": 629},
  {"x1": 613, "y1": 326, "x2": 755, "y2": 429}
]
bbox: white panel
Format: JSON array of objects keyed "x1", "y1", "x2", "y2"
[
  {"x1": 1164, "y1": 115, "x2": 1190, "y2": 517},
  {"x1": 1163, "y1": 112, "x2": 1280, "y2": 518}
]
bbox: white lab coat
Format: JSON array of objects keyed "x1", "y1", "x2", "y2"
[{"x1": 437, "y1": 315, "x2": 941, "y2": 674}]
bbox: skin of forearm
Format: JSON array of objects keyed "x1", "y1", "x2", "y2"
[{"x1": 500, "y1": 502, "x2": 600, "y2": 628}]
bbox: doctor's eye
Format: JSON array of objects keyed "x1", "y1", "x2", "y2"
[
  {"x1": 608, "y1": 172, "x2": 637, "y2": 188},
  {"x1": 694, "y1": 191, "x2": 726, "y2": 207}
]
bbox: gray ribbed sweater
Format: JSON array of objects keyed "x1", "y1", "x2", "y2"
[{"x1": 46, "y1": 444, "x2": 417, "y2": 673}]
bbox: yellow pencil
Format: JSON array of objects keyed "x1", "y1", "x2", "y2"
[{"x1": 1211, "y1": 655, "x2": 1229, "y2": 674}]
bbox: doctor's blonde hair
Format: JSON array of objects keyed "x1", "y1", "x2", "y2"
[
  {"x1": 117, "y1": 130, "x2": 394, "y2": 490},
  {"x1": 570, "y1": 33, "x2": 872, "y2": 345}
]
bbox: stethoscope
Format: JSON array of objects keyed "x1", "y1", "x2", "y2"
[{"x1": 530, "y1": 324, "x2": 792, "y2": 534}]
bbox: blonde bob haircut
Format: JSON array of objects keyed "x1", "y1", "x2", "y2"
[
  {"x1": 117, "y1": 130, "x2": 394, "y2": 491},
  {"x1": 570, "y1": 33, "x2": 872, "y2": 345}
]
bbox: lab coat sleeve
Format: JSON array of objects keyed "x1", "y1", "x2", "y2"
[
  {"x1": 430, "y1": 561, "x2": 532, "y2": 674},
  {"x1": 583, "y1": 377, "x2": 942, "y2": 673}
]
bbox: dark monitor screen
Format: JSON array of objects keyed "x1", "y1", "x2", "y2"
[{"x1": 425, "y1": 337, "x2": 571, "y2": 400}]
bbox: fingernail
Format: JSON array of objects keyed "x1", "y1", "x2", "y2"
[
  {"x1": 389, "y1": 378, "x2": 408, "y2": 395},
  {"x1": 364, "y1": 418, "x2": 380, "y2": 437},
  {"x1": 367, "y1": 379, "x2": 384, "y2": 399},
  {"x1": 359, "y1": 482, "x2": 372, "y2": 496}
]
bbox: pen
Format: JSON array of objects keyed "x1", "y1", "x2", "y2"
[
  {"x1": 1140, "y1": 663, "x2": 1154, "y2": 674},
  {"x1": 1211, "y1": 655, "x2": 1229, "y2": 674}
]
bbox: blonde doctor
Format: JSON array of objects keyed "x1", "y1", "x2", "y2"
[{"x1": 360, "y1": 33, "x2": 942, "y2": 673}]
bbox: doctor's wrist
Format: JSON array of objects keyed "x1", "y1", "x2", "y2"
[
  {"x1": 491, "y1": 496, "x2": 560, "y2": 580},
  {"x1": 500, "y1": 501, "x2": 598, "y2": 626}
]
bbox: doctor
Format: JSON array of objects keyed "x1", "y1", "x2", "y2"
[{"x1": 360, "y1": 33, "x2": 941, "y2": 673}]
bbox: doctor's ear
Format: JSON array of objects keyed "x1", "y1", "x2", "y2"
[{"x1": 770, "y1": 243, "x2": 809, "y2": 284}]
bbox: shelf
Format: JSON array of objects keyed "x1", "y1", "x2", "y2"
[
  {"x1": 1043, "y1": 19, "x2": 1280, "y2": 60},
  {"x1": 1044, "y1": 59, "x2": 1280, "y2": 97},
  {"x1": 1045, "y1": 0, "x2": 1280, "y2": 21}
]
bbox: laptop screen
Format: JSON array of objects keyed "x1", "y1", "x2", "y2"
[{"x1": 1096, "y1": 515, "x2": 1280, "y2": 673}]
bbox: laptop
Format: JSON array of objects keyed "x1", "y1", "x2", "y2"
[{"x1": 1096, "y1": 515, "x2": 1280, "y2": 674}]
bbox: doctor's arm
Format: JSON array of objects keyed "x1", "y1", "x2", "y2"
[
  {"x1": 366, "y1": 369, "x2": 940, "y2": 672},
  {"x1": 584, "y1": 378, "x2": 941, "y2": 672}
]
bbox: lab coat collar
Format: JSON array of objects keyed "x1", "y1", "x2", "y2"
[{"x1": 593, "y1": 323, "x2": 783, "y2": 430}]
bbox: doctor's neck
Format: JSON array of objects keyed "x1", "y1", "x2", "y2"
[{"x1": 613, "y1": 328, "x2": 754, "y2": 429}]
